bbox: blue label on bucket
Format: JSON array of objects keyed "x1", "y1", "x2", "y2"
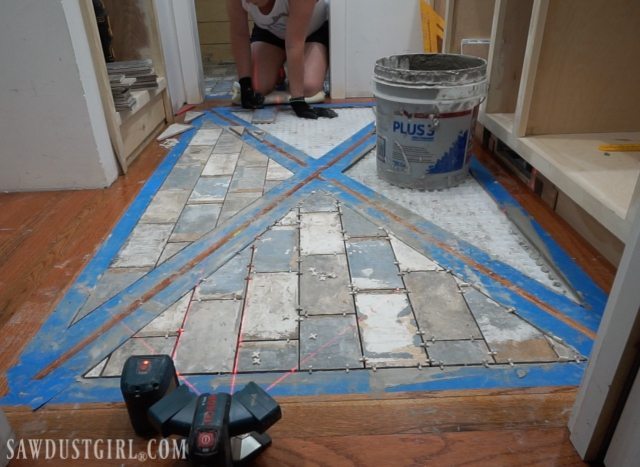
[{"x1": 428, "y1": 130, "x2": 468, "y2": 174}]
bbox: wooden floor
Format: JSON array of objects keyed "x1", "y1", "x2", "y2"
[{"x1": 0, "y1": 117, "x2": 613, "y2": 465}]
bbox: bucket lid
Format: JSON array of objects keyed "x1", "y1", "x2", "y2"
[{"x1": 374, "y1": 53, "x2": 487, "y2": 86}]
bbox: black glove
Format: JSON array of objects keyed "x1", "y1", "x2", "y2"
[
  {"x1": 239, "y1": 77, "x2": 264, "y2": 109},
  {"x1": 289, "y1": 97, "x2": 338, "y2": 119}
]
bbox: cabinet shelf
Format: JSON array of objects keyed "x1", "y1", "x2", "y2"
[{"x1": 447, "y1": 0, "x2": 640, "y2": 246}]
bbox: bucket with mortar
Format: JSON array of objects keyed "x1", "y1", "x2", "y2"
[{"x1": 373, "y1": 53, "x2": 488, "y2": 190}]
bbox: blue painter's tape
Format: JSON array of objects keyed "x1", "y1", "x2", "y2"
[
  {"x1": 24, "y1": 361, "x2": 583, "y2": 406},
  {"x1": 386, "y1": 362, "x2": 586, "y2": 393},
  {"x1": 206, "y1": 110, "x2": 315, "y2": 171},
  {"x1": 470, "y1": 158, "x2": 608, "y2": 313},
  {"x1": 318, "y1": 123, "x2": 376, "y2": 169}
]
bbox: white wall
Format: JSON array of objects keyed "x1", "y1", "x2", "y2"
[
  {"x1": 330, "y1": 0, "x2": 424, "y2": 98},
  {"x1": 0, "y1": 0, "x2": 119, "y2": 191}
]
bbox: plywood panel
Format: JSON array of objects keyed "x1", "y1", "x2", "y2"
[
  {"x1": 449, "y1": 0, "x2": 495, "y2": 53},
  {"x1": 527, "y1": 0, "x2": 640, "y2": 135},
  {"x1": 195, "y1": 0, "x2": 228, "y2": 22},
  {"x1": 485, "y1": 0, "x2": 533, "y2": 114},
  {"x1": 201, "y1": 44, "x2": 235, "y2": 64}
]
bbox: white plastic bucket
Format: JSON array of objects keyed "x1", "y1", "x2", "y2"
[{"x1": 373, "y1": 54, "x2": 488, "y2": 190}]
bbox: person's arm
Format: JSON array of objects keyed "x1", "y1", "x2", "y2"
[
  {"x1": 285, "y1": 0, "x2": 316, "y2": 99},
  {"x1": 227, "y1": 0, "x2": 263, "y2": 108},
  {"x1": 227, "y1": 0, "x2": 252, "y2": 79}
]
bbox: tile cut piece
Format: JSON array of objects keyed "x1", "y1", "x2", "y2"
[
  {"x1": 242, "y1": 272, "x2": 298, "y2": 340},
  {"x1": 300, "y1": 315, "x2": 362, "y2": 369},
  {"x1": 156, "y1": 123, "x2": 193, "y2": 141},
  {"x1": 427, "y1": 340, "x2": 492, "y2": 366},
  {"x1": 347, "y1": 239, "x2": 403, "y2": 290},
  {"x1": 464, "y1": 288, "x2": 558, "y2": 363},
  {"x1": 405, "y1": 271, "x2": 482, "y2": 340},
  {"x1": 103, "y1": 337, "x2": 177, "y2": 377},
  {"x1": 356, "y1": 293, "x2": 425, "y2": 367},
  {"x1": 300, "y1": 211, "x2": 344, "y2": 255},
  {"x1": 237, "y1": 340, "x2": 298, "y2": 372},
  {"x1": 174, "y1": 300, "x2": 242, "y2": 374},
  {"x1": 253, "y1": 228, "x2": 298, "y2": 273},
  {"x1": 171, "y1": 204, "x2": 221, "y2": 242},
  {"x1": 112, "y1": 224, "x2": 173, "y2": 268},
  {"x1": 136, "y1": 293, "x2": 191, "y2": 337},
  {"x1": 389, "y1": 234, "x2": 441, "y2": 272}
]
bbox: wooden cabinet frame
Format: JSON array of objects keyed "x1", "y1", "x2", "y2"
[{"x1": 79, "y1": 0, "x2": 174, "y2": 173}]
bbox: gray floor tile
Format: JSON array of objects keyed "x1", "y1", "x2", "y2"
[
  {"x1": 300, "y1": 254, "x2": 354, "y2": 315},
  {"x1": 189, "y1": 176, "x2": 231, "y2": 203},
  {"x1": 264, "y1": 180, "x2": 281, "y2": 194},
  {"x1": 84, "y1": 358, "x2": 108, "y2": 378},
  {"x1": 174, "y1": 300, "x2": 243, "y2": 374},
  {"x1": 140, "y1": 189, "x2": 190, "y2": 224},
  {"x1": 136, "y1": 293, "x2": 191, "y2": 337},
  {"x1": 191, "y1": 128, "x2": 222, "y2": 146},
  {"x1": 405, "y1": 271, "x2": 482, "y2": 340},
  {"x1": 276, "y1": 210, "x2": 299, "y2": 226},
  {"x1": 237, "y1": 340, "x2": 298, "y2": 372},
  {"x1": 464, "y1": 288, "x2": 558, "y2": 363},
  {"x1": 299, "y1": 212, "x2": 344, "y2": 255},
  {"x1": 389, "y1": 235, "x2": 441, "y2": 272},
  {"x1": 180, "y1": 145, "x2": 214, "y2": 164},
  {"x1": 355, "y1": 293, "x2": 426, "y2": 367},
  {"x1": 74, "y1": 268, "x2": 149, "y2": 323},
  {"x1": 266, "y1": 160, "x2": 293, "y2": 181},
  {"x1": 196, "y1": 248, "x2": 251, "y2": 300},
  {"x1": 171, "y1": 204, "x2": 221, "y2": 242},
  {"x1": 202, "y1": 153, "x2": 239, "y2": 177},
  {"x1": 229, "y1": 166, "x2": 267, "y2": 193},
  {"x1": 112, "y1": 224, "x2": 173, "y2": 268},
  {"x1": 253, "y1": 228, "x2": 298, "y2": 273},
  {"x1": 300, "y1": 192, "x2": 338, "y2": 212},
  {"x1": 162, "y1": 164, "x2": 203, "y2": 190},
  {"x1": 242, "y1": 272, "x2": 298, "y2": 341},
  {"x1": 427, "y1": 340, "x2": 491, "y2": 366},
  {"x1": 341, "y1": 206, "x2": 385, "y2": 238},
  {"x1": 346, "y1": 239, "x2": 403, "y2": 290},
  {"x1": 300, "y1": 315, "x2": 362, "y2": 370},
  {"x1": 157, "y1": 242, "x2": 190, "y2": 265},
  {"x1": 213, "y1": 133, "x2": 243, "y2": 154},
  {"x1": 238, "y1": 145, "x2": 269, "y2": 167},
  {"x1": 218, "y1": 192, "x2": 262, "y2": 223},
  {"x1": 103, "y1": 337, "x2": 177, "y2": 377}
]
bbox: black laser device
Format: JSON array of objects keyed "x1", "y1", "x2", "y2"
[
  {"x1": 148, "y1": 381, "x2": 281, "y2": 438},
  {"x1": 121, "y1": 355, "x2": 282, "y2": 465},
  {"x1": 120, "y1": 355, "x2": 178, "y2": 437},
  {"x1": 188, "y1": 393, "x2": 232, "y2": 466}
]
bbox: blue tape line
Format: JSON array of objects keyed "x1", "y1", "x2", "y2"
[
  {"x1": 322, "y1": 175, "x2": 597, "y2": 356},
  {"x1": 2, "y1": 361, "x2": 584, "y2": 406},
  {"x1": 318, "y1": 123, "x2": 376, "y2": 169},
  {"x1": 470, "y1": 158, "x2": 608, "y2": 313},
  {"x1": 209, "y1": 109, "x2": 315, "y2": 170}
]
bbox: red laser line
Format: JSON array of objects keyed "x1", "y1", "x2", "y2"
[
  {"x1": 230, "y1": 249, "x2": 255, "y2": 395},
  {"x1": 266, "y1": 322, "x2": 358, "y2": 392}
]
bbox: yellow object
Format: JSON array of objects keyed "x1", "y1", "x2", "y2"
[
  {"x1": 598, "y1": 144, "x2": 640, "y2": 152},
  {"x1": 420, "y1": 1, "x2": 445, "y2": 53}
]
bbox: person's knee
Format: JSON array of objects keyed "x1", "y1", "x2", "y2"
[{"x1": 304, "y1": 76, "x2": 325, "y2": 97}]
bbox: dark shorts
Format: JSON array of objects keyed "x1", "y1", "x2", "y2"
[{"x1": 250, "y1": 21, "x2": 329, "y2": 49}]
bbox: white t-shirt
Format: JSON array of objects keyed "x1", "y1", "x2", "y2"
[{"x1": 241, "y1": 0, "x2": 329, "y2": 40}]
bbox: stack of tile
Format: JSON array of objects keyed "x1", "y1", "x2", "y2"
[
  {"x1": 109, "y1": 74, "x2": 136, "y2": 111},
  {"x1": 106, "y1": 59, "x2": 159, "y2": 110}
]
